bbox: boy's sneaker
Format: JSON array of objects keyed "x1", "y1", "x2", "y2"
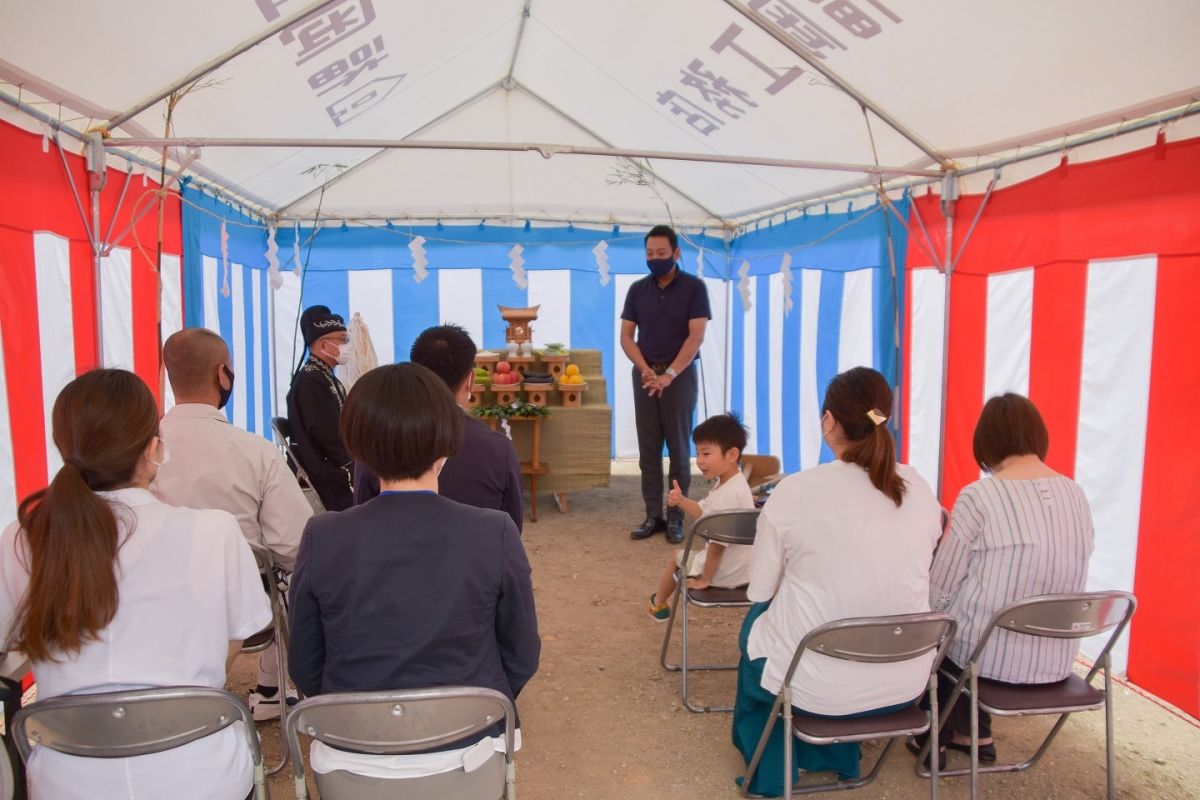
[
  {"x1": 647, "y1": 594, "x2": 671, "y2": 622},
  {"x1": 249, "y1": 686, "x2": 299, "y2": 721}
]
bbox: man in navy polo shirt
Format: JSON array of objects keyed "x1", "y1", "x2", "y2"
[{"x1": 620, "y1": 225, "x2": 711, "y2": 543}]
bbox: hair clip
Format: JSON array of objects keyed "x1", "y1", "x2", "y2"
[{"x1": 866, "y1": 409, "x2": 888, "y2": 426}]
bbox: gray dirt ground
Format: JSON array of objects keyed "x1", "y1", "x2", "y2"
[{"x1": 232, "y1": 461, "x2": 1200, "y2": 799}]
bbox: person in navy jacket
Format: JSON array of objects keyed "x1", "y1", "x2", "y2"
[{"x1": 288, "y1": 362, "x2": 540, "y2": 758}]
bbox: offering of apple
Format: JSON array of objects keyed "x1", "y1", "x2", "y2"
[{"x1": 492, "y1": 361, "x2": 521, "y2": 385}]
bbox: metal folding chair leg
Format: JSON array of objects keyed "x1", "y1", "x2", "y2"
[
  {"x1": 658, "y1": 579, "x2": 740, "y2": 713},
  {"x1": 266, "y1": 590, "x2": 294, "y2": 777},
  {"x1": 740, "y1": 693, "x2": 784, "y2": 798},
  {"x1": 913, "y1": 668, "x2": 1109, "y2": 800}
]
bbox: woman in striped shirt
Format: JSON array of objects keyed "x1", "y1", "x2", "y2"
[{"x1": 915, "y1": 393, "x2": 1095, "y2": 765}]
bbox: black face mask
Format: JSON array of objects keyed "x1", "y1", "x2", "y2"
[
  {"x1": 647, "y1": 257, "x2": 676, "y2": 278},
  {"x1": 217, "y1": 365, "x2": 235, "y2": 410}
]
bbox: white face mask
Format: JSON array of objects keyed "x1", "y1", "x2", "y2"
[
  {"x1": 326, "y1": 339, "x2": 351, "y2": 366},
  {"x1": 150, "y1": 438, "x2": 170, "y2": 468}
]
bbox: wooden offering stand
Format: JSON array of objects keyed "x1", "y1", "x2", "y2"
[
  {"x1": 474, "y1": 352, "x2": 500, "y2": 377},
  {"x1": 522, "y1": 382, "x2": 554, "y2": 405},
  {"x1": 507, "y1": 355, "x2": 535, "y2": 377},
  {"x1": 539, "y1": 353, "x2": 569, "y2": 378},
  {"x1": 557, "y1": 381, "x2": 588, "y2": 408},
  {"x1": 481, "y1": 414, "x2": 550, "y2": 522},
  {"x1": 493, "y1": 386, "x2": 520, "y2": 405}
]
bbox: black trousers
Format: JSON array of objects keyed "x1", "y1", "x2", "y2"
[
  {"x1": 632, "y1": 363, "x2": 698, "y2": 521},
  {"x1": 920, "y1": 657, "x2": 1026, "y2": 743}
]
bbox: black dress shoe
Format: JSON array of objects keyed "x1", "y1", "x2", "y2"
[
  {"x1": 946, "y1": 740, "x2": 997, "y2": 762},
  {"x1": 665, "y1": 518, "x2": 685, "y2": 544},
  {"x1": 905, "y1": 737, "x2": 946, "y2": 771},
  {"x1": 631, "y1": 517, "x2": 666, "y2": 539}
]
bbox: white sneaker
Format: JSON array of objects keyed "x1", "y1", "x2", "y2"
[{"x1": 248, "y1": 686, "x2": 299, "y2": 721}]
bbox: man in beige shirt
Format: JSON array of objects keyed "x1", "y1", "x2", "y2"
[{"x1": 153, "y1": 327, "x2": 312, "y2": 720}]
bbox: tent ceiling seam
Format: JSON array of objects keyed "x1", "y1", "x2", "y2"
[
  {"x1": 719, "y1": 0, "x2": 952, "y2": 170},
  {"x1": 274, "y1": 79, "x2": 506, "y2": 216},
  {"x1": 505, "y1": 0, "x2": 533, "y2": 82},
  {"x1": 525, "y1": 15, "x2": 799, "y2": 202},
  {"x1": 104, "y1": 0, "x2": 341, "y2": 131},
  {"x1": 512, "y1": 81, "x2": 728, "y2": 226}
]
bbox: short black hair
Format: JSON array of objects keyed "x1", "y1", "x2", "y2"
[
  {"x1": 692, "y1": 413, "x2": 747, "y2": 456},
  {"x1": 973, "y1": 393, "x2": 1049, "y2": 472},
  {"x1": 340, "y1": 363, "x2": 463, "y2": 481},
  {"x1": 410, "y1": 324, "x2": 477, "y2": 391},
  {"x1": 644, "y1": 224, "x2": 679, "y2": 252}
]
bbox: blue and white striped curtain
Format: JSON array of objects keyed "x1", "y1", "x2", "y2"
[
  {"x1": 181, "y1": 186, "x2": 277, "y2": 439},
  {"x1": 728, "y1": 201, "x2": 909, "y2": 473},
  {"x1": 269, "y1": 223, "x2": 731, "y2": 459},
  {"x1": 181, "y1": 190, "x2": 907, "y2": 465}
]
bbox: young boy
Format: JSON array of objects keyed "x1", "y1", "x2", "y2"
[{"x1": 647, "y1": 414, "x2": 756, "y2": 621}]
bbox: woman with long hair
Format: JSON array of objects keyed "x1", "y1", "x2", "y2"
[
  {"x1": 732, "y1": 367, "x2": 942, "y2": 796},
  {"x1": 0, "y1": 369, "x2": 270, "y2": 800}
]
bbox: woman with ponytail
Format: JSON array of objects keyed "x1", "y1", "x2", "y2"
[
  {"x1": 731, "y1": 367, "x2": 942, "y2": 796},
  {"x1": 0, "y1": 369, "x2": 270, "y2": 800}
]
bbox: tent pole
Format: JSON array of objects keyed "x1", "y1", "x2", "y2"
[
  {"x1": 277, "y1": 211, "x2": 721, "y2": 231},
  {"x1": 954, "y1": 103, "x2": 1200, "y2": 177},
  {"x1": 102, "y1": 136, "x2": 942, "y2": 178},
  {"x1": 85, "y1": 134, "x2": 108, "y2": 368},
  {"x1": 0, "y1": 89, "x2": 276, "y2": 218},
  {"x1": 727, "y1": 100, "x2": 1200, "y2": 225},
  {"x1": 102, "y1": 151, "x2": 200, "y2": 256},
  {"x1": 103, "y1": 0, "x2": 340, "y2": 131},
  {"x1": 935, "y1": 172, "x2": 958, "y2": 503},
  {"x1": 719, "y1": 0, "x2": 951, "y2": 169}
]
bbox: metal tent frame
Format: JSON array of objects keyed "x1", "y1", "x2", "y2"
[{"x1": 2, "y1": 0, "x2": 1197, "y2": 496}]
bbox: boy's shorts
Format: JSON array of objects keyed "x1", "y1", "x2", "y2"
[
  {"x1": 675, "y1": 548, "x2": 707, "y2": 578},
  {"x1": 674, "y1": 544, "x2": 749, "y2": 588}
]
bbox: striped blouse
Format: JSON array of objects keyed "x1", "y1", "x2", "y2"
[{"x1": 930, "y1": 475, "x2": 1095, "y2": 684}]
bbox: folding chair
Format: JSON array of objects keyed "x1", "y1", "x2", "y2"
[
  {"x1": 912, "y1": 591, "x2": 1137, "y2": 800},
  {"x1": 742, "y1": 613, "x2": 956, "y2": 799},
  {"x1": 242, "y1": 541, "x2": 296, "y2": 776},
  {"x1": 0, "y1": 651, "x2": 30, "y2": 800},
  {"x1": 659, "y1": 508, "x2": 760, "y2": 712},
  {"x1": 12, "y1": 686, "x2": 267, "y2": 800},
  {"x1": 270, "y1": 417, "x2": 324, "y2": 514},
  {"x1": 0, "y1": 743, "x2": 11, "y2": 800},
  {"x1": 284, "y1": 687, "x2": 516, "y2": 800},
  {"x1": 741, "y1": 455, "x2": 782, "y2": 488}
]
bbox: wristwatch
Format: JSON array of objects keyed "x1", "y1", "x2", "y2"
[{"x1": 665, "y1": 367, "x2": 678, "y2": 379}]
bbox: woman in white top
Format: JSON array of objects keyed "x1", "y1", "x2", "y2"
[
  {"x1": 0, "y1": 369, "x2": 271, "y2": 800},
  {"x1": 912, "y1": 393, "x2": 1094, "y2": 766},
  {"x1": 732, "y1": 367, "x2": 941, "y2": 796}
]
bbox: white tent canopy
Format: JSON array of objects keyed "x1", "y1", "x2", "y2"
[{"x1": 2, "y1": 0, "x2": 1197, "y2": 226}]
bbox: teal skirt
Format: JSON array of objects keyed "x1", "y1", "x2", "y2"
[{"x1": 732, "y1": 602, "x2": 911, "y2": 797}]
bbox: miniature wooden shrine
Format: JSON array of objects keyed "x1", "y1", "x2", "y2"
[{"x1": 499, "y1": 304, "x2": 539, "y2": 343}]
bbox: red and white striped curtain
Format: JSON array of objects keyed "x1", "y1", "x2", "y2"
[
  {"x1": 902, "y1": 135, "x2": 1200, "y2": 718},
  {"x1": 0, "y1": 119, "x2": 183, "y2": 524}
]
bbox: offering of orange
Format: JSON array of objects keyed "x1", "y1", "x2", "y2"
[{"x1": 564, "y1": 364, "x2": 580, "y2": 377}]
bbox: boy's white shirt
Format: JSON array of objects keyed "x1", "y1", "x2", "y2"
[{"x1": 694, "y1": 470, "x2": 756, "y2": 587}]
